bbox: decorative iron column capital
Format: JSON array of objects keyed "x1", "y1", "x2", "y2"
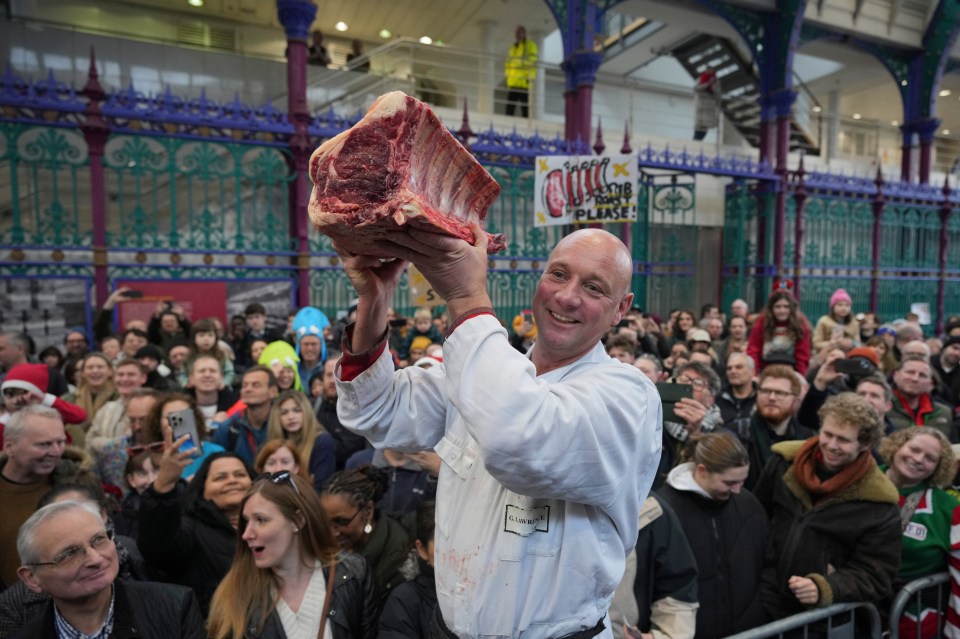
[{"x1": 277, "y1": 0, "x2": 317, "y2": 42}]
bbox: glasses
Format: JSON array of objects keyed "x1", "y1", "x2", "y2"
[
  {"x1": 675, "y1": 376, "x2": 709, "y2": 391},
  {"x1": 26, "y1": 529, "x2": 115, "y2": 569},
  {"x1": 263, "y1": 470, "x2": 301, "y2": 497},
  {"x1": 126, "y1": 441, "x2": 165, "y2": 457},
  {"x1": 757, "y1": 387, "x2": 796, "y2": 400},
  {"x1": 328, "y1": 508, "x2": 364, "y2": 530}
]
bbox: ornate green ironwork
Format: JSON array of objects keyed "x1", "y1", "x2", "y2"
[
  {"x1": 796, "y1": 195, "x2": 873, "y2": 318},
  {"x1": 721, "y1": 181, "x2": 772, "y2": 312},
  {"x1": 104, "y1": 135, "x2": 294, "y2": 252},
  {"x1": 0, "y1": 125, "x2": 90, "y2": 247}
]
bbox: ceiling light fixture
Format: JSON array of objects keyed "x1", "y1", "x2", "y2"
[
  {"x1": 891, "y1": 120, "x2": 899, "y2": 126},
  {"x1": 901, "y1": 80, "x2": 908, "y2": 86},
  {"x1": 944, "y1": 129, "x2": 951, "y2": 135},
  {"x1": 812, "y1": 106, "x2": 822, "y2": 113},
  {"x1": 379, "y1": 29, "x2": 391, "y2": 39},
  {"x1": 852, "y1": 113, "x2": 862, "y2": 120},
  {"x1": 335, "y1": 21, "x2": 348, "y2": 32},
  {"x1": 187, "y1": 0, "x2": 203, "y2": 6},
  {"x1": 419, "y1": 36, "x2": 433, "y2": 44},
  {"x1": 938, "y1": 89, "x2": 951, "y2": 97}
]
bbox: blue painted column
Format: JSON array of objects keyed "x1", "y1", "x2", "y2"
[
  {"x1": 277, "y1": 0, "x2": 316, "y2": 307},
  {"x1": 900, "y1": 123, "x2": 915, "y2": 183},
  {"x1": 771, "y1": 89, "x2": 797, "y2": 280},
  {"x1": 915, "y1": 118, "x2": 940, "y2": 185}
]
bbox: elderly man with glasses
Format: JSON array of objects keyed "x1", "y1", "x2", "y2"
[
  {"x1": 13, "y1": 499, "x2": 204, "y2": 638},
  {"x1": 732, "y1": 364, "x2": 816, "y2": 490}
]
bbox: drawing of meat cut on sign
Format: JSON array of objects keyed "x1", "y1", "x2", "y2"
[{"x1": 308, "y1": 91, "x2": 505, "y2": 256}]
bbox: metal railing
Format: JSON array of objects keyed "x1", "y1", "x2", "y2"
[
  {"x1": 724, "y1": 603, "x2": 883, "y2": 639},
  {"x1": 887, "y1": 572, "x2": 950, "y2": 639}
]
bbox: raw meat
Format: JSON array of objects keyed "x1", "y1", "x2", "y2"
[{"x1": 308, "y1": 91, "x2": 505, "y2": 255}]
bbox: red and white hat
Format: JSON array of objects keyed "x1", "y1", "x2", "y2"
[{"x1": 1, "y1": 363, "x2": 49, "y2": 397}]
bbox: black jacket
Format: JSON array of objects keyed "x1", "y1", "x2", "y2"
[
  {"x1": 314, "y1": 396, "x2": 369, "y2": 470},
  {"x1": 11, "y1": 580, "x2": 205, "y2": 639},
  {"x1": 733, "y1": 412, "x2": 815, "y2": 490},
  {"x1": 137, "y1": 484, "x2": 237, "y2": 615},
  {"x1": 378, "y1": 557, "x2": 437, "y2": 639},
  {"x1": 251, "y1": 552, "x2": 378, "y2": 639},
  {"x1": 657, "y1": 475, "x2": 770, "y2": 638}
]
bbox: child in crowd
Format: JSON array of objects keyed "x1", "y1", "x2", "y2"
[
  {"x1": 179, "y1": 318, "x2": 235, "y2": 388},
  {"x1": 812, "y1": 288, "x2": 860, "y2": 352},
  {"x1": 406, "y1": 336, "x2": 433, "y2": 366},
  {"x1": 399, "y1": 308, "x2": 443, "y2": 362},
  {"x1": 258, "y1": 340, "x2": 302, "y2": 392},
  {"x1": 113, "y1": 450, "x2": 160, "y2": 539}
]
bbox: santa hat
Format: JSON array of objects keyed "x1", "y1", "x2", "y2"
[{"x1": 1, "y1": 363, "x2": 49, "y2": 397}]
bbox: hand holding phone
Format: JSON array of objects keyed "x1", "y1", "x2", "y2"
[{"x1": 656, "y1": 382, "x2": 693, "y2": 423}]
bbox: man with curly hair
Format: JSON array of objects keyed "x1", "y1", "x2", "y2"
[{"x1": 753, "y1": 392, "x2": 902, "y2": 620}]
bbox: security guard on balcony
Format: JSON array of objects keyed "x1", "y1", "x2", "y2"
[{"x1": 505, "y1": 25, "x2": 538, "y2": 118}]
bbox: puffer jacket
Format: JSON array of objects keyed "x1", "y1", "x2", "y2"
[
  {"x1": 753, "y1": 440, "x2": 901, "y2": 619},
  {"x1": 378, "y1": 552, "x2": 438, "y2": 639},
  {"x1": 657, "y1": 464, "x2": 770, "y2": 638},
  {"x1": 11, "y1": 580, "x2": 205, "y2": 639}
]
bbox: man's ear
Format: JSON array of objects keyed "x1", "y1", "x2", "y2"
[{"x1": 17, "y1": 566, "x2": 44, "y2": 595}]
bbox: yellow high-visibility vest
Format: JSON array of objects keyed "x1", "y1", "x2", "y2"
[{"x1": 505, "y1": 40, "x2": 538, "y2": 89}]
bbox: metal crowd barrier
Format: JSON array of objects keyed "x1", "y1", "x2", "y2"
[
  {"x1": 724, "y1": 602, "x2": 883, "y2": 639},
  {"x1": 887, "y1": 572, "x2": 950, "y2": 639}
]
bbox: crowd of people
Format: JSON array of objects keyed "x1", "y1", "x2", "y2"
[{"x1": 1, "y1": 260, "x2": 960, "y2": 637}]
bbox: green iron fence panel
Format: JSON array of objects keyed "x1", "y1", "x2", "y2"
[
  {"x1": 798, "y1": 194, "x2": 874, "y2": 319},
  {"x1": 0, "y1": 123, "x2": 91, "y2": 247},
  {"x1": 721, "y1": 181, "x2": 772, "y2": 312},
  {"x1": 103, "y1": 135, "x2": 295, "y2": 252},
  {"x1": 644, "y1": 174, "x2": 698, "y2": 313},
  {"x1": 944, "y1": 212, "x2": 960, "y2": 322},
  {"x1": 876, "y1": 201, "x2": 941, "y2": 323}
]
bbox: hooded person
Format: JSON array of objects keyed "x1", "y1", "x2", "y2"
[
  {"x1": 258, "y1": 340, "x2": 302, "y2": 393},
  {"x1": 292, "y1": 307, "x2": 330, "y2": 395}
]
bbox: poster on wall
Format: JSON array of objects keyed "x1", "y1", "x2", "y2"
[{"x1": 533, "y1": 154, "x2": 637, "y2": 226}]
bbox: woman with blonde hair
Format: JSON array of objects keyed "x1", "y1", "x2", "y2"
[
  {"x1": 267, "y1": 390, "x2": 336, "y2": 491},
  {"x1": 878, "y1": 426, "x2": 960, "y2": 638},
  {"x1": 62, "y1": 352, "x2": 118, "y2": 433},
  {"x1": 207, "y1": 471, "x2": 377, "y2": 639}
]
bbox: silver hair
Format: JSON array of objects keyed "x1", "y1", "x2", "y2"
[
  {"x1": 17, "y1": 500, "x2": 102, "y2": 565},
  {"x1": 4, "y1": 404, "x2": 63, "y2": 445},
  {"x1": 726, "y1": 351, "x2": 755, "y2": 372}
]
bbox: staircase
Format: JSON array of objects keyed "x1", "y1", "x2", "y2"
[{"x1": 669, "y1": 34, "x2": 820, "y2": 155}]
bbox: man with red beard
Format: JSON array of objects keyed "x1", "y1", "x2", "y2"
[{"x1": 734, "y1": 364, "x2": 815, "y2": 490}]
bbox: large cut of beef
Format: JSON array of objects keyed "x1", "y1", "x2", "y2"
[{"x1": 308, "y1": 91, "x2": 505, "y2": 255}]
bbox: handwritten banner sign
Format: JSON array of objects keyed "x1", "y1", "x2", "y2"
[{"x1": 533, "y1": 154, "x2": 637, "y2": 226}]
